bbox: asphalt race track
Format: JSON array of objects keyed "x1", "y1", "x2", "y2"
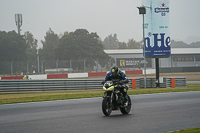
[{"x1": 0, "y1": 91, "x2": 200, "y2": 133}]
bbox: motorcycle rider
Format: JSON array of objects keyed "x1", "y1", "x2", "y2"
[
  {"x1": 101, "y1": 66, "x2": 129, "y2": 106},
  {"x1": 23, "y1": 75, "x2": 29, "y2": 80}
]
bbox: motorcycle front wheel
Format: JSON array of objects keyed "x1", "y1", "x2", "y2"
[
  {"x1": 102, "y1": 97, "x2": 112, "y2": 116},
  {"x1": 120, "y1": 95, "x2": 132, "y2": 114}
]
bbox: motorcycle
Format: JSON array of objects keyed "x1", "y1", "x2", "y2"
[{"x1": 102, "y1": 79, "x2": 132, "y2": 116}]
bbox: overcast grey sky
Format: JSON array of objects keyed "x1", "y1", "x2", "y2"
[{"x1": 0, "y1": 0, "x2": 200, "y2": 48}]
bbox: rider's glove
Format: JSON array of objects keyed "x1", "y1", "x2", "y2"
[
  {"x1": 101, "y1": 81, "x2": 105, "y2": 85},
  {"x1": 119, "y1": 81, "x2": 123, "y2": 85}
]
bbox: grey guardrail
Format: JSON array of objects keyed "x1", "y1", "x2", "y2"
[
  {"x1": 0, "y1": 79, "x2": 106, "y2": 93},
  {"x1": 134, "y1": 77, "x2": 186, "y2": 88},
  {"x1": 0, "y1": 77, "x2": 186, "y2": 93}
]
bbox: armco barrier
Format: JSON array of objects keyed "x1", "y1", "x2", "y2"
[
  {"x1": 131, "y1": 77, "x2": 186, "y2": 89},
  {"x1": 0, "y1": 79, "x2": 100, "y2": 93},
  {"x1": 0, "y1": 79, "x2": 131, "y2": 93},
  {"x1": 0, "y1": 77, "x2": 186, "y2": 93}
]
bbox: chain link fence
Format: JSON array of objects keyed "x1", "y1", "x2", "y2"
[{"x1": 0, "y1": 59, "x2": 114, "y2": 76}]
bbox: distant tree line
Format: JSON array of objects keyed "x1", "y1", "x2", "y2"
[
  {"x1": 0, "y1": 29, "x2": 111, "y2": 74},
  {"x1": 171, "y1": 40, "x2": 200, "y2": 48},
  {"x1": 102, "y1": 34, "x2": 200, "y2": 49},
  {"x1": 0, "y1": 28, "x2": 199, "y2": 74},
  {"x1": 40, "y1": 28, "x2": 110, "y2": 70},
  {"x1": 102, "y1": 33, "x2": 143, "y2": 49}
]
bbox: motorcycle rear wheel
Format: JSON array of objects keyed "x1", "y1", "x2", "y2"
[
  {"x1": 102, "y1": 97, "x2": 112, "y2": 116},
  {"x1": 120, "y1": 95, "x2": 131, "y2": 114}
]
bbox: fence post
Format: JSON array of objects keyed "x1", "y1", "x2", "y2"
[
  {"x1": 171, "y1": 78, "x2": 175, "y2": 88},
  {"x1": 132, "y1": 79, "x2": 136, "y2": 89}
]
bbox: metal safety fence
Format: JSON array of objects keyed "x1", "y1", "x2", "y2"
[
  {"x1": 0, "y1": 59, "x2": 114, "y2": 76},
  {"x1": 0, "y1": 77, "x2": 186, "y2": 93},
  {"x1": 137, "y1": 77, "x2": 186, "y2": 88}
]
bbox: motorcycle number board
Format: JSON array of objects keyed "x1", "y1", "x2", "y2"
[{"x1": 142, "y1": 0, "x2": 171, "y2": 58}]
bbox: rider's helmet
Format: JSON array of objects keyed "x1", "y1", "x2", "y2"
[{"x1": 111, "y1": 66, "x2": 119, "y2": 76}]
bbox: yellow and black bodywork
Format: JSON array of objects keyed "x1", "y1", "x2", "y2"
[
  {"x1": 102, "y1": 80, "x2": 131, "y2": 116},
  {"x1": 103, "y1": 81, "x2": 115, "y2": 91}
]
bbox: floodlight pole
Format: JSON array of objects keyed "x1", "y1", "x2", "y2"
[
  {"x1": 143, "y1": 13, "x2": 147, "y2": 89},
  {"x1": 37, "y1": 49, "x2": 40, "y2": 73},
  {"x1": 70, "y1": 59, "x2": 72, "y2": 69},
  {"x1": 137, "y1": 6, "x2": 147, "y2": 88},
  {"x1": 11, "y1": 61, "x2": 13, "y2": 76},
  {"x1": 84, "y1": 59, "x2": 86, "y2": 72},
  {"x1": 15, "y1": 14, "x2": 22, "y2": 35},
  {"x1": 56, "y1": 60, "x2": 59, "y2": 72}
]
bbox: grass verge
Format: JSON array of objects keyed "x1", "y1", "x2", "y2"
[
  {"x1": 163, "y1": 127, "x2": 200, "y2": 133},
  {"x1": 1, "y1": 84, "x2": 200, "y2": 133},
  {"x1": 0, "y1": 84, "x2": 200, "y2": 105}
]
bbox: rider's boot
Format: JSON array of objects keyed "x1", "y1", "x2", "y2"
[
  {"x1": 122, "y1": 87, "x2": 128, "y2": 106},
  {"x1": 123, "y1": 95, "x2": 128, "y2": 106}
]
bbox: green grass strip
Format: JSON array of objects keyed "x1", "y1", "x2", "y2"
[
  {"x1": 163, "y1": 127, "x2": 200, "y2": 133},
  {"x1": 0, "y1": 84, "x2": 200, "y2": 105}
]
